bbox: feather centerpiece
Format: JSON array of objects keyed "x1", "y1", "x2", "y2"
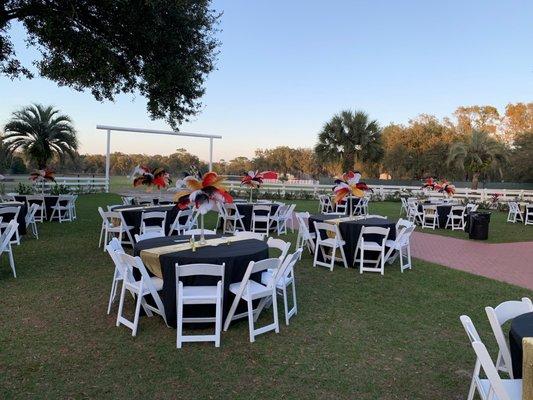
[
  {"x1": 241, "y1": 170, "x2": 278, "y2": 202},
  {"x1": 241, "y1": 170, "x2": 278, "y2": 188},
  {"x1": 332, "y1": 171, "x2": 372, "y2": 217},
  {"x1": 131, "y1": 165, "x2": 171, "y2": 190},
  {"x1": 29, "y1": 168, "x2": 56, "y2": 182},
  {"x1": 173, "y1": 171, "x2": 233, "y2": 215},
  {"x1": 421, "y1": 177, "x2": 455, "y2": 197},
  {"x1": 332, "y1": 171, "x2": 372, "y2": 204}
]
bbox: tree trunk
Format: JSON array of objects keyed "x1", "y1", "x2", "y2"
[
  {"x1": 471, "y1": 173, "x2": 480, "y2": 190},
  {"x1": 343, "y1": 152, "x2": 355, "y2": 173}
]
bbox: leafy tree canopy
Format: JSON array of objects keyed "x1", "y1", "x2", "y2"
[{"x1": 0, "y1": 0, "x2": 220, "y2": 128}]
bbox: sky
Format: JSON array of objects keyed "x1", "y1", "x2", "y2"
[{"x1": 0, "y1": 0, "x2": 532, "y2": 162}]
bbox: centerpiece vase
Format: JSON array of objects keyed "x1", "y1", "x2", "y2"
[
  {"x1": 349, "y1": 195, "x2": 353, "y2": 218},
  {"x1": 249, "y1": 187, "x2": 253, "y2": 203},
  {"x1": 200, "y1": 213, "x2": 206, "y2": 245}
]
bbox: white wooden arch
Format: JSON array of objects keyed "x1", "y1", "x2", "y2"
[{"x1": 96, "y1": 125, "x2": 222, "y2": 192}]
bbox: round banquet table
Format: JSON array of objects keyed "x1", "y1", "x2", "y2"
[
  {"x1": 0, "y1": 202, "x2": 27, "y2": 235},
  {"x1": 509, "y1": 311, "x2": 533, "y2": 378},
  {"x1": 233, "y1": 202, "x2": 280, "y2": 231},
  {"x1": 418, "y1": 203, "x2": 452, "y2": 229},
  {"x1": 112, "y1": 204, "x2": 180, "y2": 236},
  {"x1": 133, "y1": 234, "x2": 269, "y2": 328},
  {"x1": 308, "y1": 214, "x2": 396, "y2": 266},
  {"x1": 14, "y1": 195, "x2": 67, "y2": 222}
]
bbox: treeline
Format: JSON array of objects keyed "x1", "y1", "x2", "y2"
[{"x1": 1, "y1": 102, "x2": 532, "y2": 183}]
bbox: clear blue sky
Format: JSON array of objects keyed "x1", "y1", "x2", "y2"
[{"x1": 0, "y1": 0, "x2": 531, "y2": 162}]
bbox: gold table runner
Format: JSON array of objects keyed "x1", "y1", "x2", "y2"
[
  {"x1": 140, "y1": 235, "x2": 252, "y2": 278},
  {"x1": 323, "y1": 216, "x2": 363, "y2": 225},
  {"x1": 524, "y1": 337, "x2": 533, "y2": 400}
]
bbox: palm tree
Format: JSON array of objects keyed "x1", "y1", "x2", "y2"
[
  {"x1": 447, "y1": 131, "x2": 508, "y2": 189},
  {"x1": 3, "y1": 104, "x2": 78, "y2": 169},
  {"x1": 315, "y1": 110, "x2": 382, "y2": 172}
]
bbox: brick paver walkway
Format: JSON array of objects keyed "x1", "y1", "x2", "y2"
[{"x1": 411, "y1": 232, "x2": 533, "y2": 290}]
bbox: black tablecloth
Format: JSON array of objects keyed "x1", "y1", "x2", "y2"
[
  {"x1": 112, "y1": 204, "x2": 180, "y2": 236},
  {"x1": 234, "y1": 203, "x2": 280, "y2": 230},
  {"x1": 134, "y1": 234, "x2": 269, "y2": 328},
  {"x1": 0, "y1": 202, "x2": 27, "y2": 235},
  {"x1": 14, "y1": 195, "x2": 66, "y2": 222},
  {"x1": 509, "y1": 311, "x2": 533, "y2": 378},
  {"x1": 418, "y1": 204, "x2": 452, "y2": 228},
  {"x1": 308, "y1": 215, "x2": 396, "y2": 266}
]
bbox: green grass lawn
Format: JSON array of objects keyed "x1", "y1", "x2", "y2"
[{"x1": 1, "y1": 194, "x2": 531, "y2": 399}]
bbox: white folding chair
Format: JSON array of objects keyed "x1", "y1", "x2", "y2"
[
  {"x1": 352, "y1": 197, "x2": 367, "y2": 216},
  {"x1": 421, "y1": 205, "x2": 439, "y2": 229},
  {"x1": 400, "y1": 197, "x2": 409, "y2": 217},
  {"x1": 50, "y1": 195, "x2": 72, "y2": 222},
  {"x1": 385, "y1": 224, "x2": 415, "y2": 272},
  {"x1": 318, "y1": 195, "x2": 333, "y2": 213},
  {"x1": 0, "y1": 206, "x2": 21, "y2": 245},
  {"x1": 68, "y1": 194, "x2": 78, "y2": 220},
  {"x1": 266, "y1": 237, "x2": 290, "y2": 263},
  {"x1": 175, "y1": 263, "x2": 225, "y2": 348},
  {"x1": 507, "y1": 202, "x2": 523, "y2": 223},
  {"x1": 313, "y1": 221, "x2": 348, "y2": 271},
  {"x1": 261, "y1": 249, "x2": 302, "y2": 325},
  {"x1": 233, "y1": 231, "x2": 265, "y2": 240},
  {"x1": 335, "y1": 199, "x2": 347, "y2": 214},
  {"x1": 355, "y1": 226, "x2": 390, "y2": 275},
  {"x1": 140, "y1": 211, "x2": 167, "y2": 236},
  {"x1": 460, "y1": 315, "x2": 522, "y2": 400},
  {"x1": 525, "y1": 205, "x2": 533, "y2": 226},
  {"x1": 134, "y1": 231, "x2": 165, "y2": 243},
  {"x1": 25, "y1": 203, "x2": 40, "y2": 239},
  {"x1": 407, "y1": 202, "x2": 422, "y2": 225},
  {"x1": 27, "y1": 195, "x2": 46, "y2": 222},
  {"x1": 98, "y1": 207, "x2": 133, "y2": 249},
  {"x1": 168, "y1": 209, "x2": 196, "y2": 235},
  {"x1": 0, "y1": 220, "x2": 18, "y2": 277},
  {"x1": 445, "y1": 205, "x2": 466, "y2": 230},
  {"x1": 116, "y1": 253, "x2": 168, "y2": 336},
  {"x1": 252, "y1": 205, "x2": 271, "y2": 233},
  {"x1": 295, "y1": 212, "x2": 315, "y2": 256},
  {"x1": 122, "y1": 196, "x2": 134, "y2": 205},
  {"x1": 218, "y1": 203, "x2": 246, "y2": 234},
  {"x1": 224, "y1": 258, "x2": 282, "y2": 342},
  {"x1": 485, "y1": 297, "x2": 533, "y2": 378},
  {"x1": 105, "y1": 238, "x2": 128, "y2": 314},
  {"x1": 270, "y1": 204, "x2": 295, "y2": 235},
  {"x1": 466, "y1": 203, "x2": 479, "y2": 213}
]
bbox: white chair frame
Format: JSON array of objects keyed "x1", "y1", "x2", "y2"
[
  {"x1": 312, "y1": 221, "x2": 348, "y2": 271},
  {"x1": 356, "y1": 226, "x2": 390, "y2": 275},
  {"x1": 460, "y1": 315, "x2": 522, "y2": 400},
  {"x1": 0, "y1": 220, "x2": 18, "y2": 277},
  {"x1": 224, "y1": 258, "x2": 282, "y2": 342},
  {"x1": 0, "y1": 206, "x2": 21, "y2": 245},
  {"x1": 116, "y1": 253, "x2": 168, "y2": 336},
  {"x1": 295, "y1": 212, "x2": 315, "y2": 256},
  {"x1": 140, "y1": 211, "x2": 167, "y2": 236},
  {"x1": 485, "y1": 297, "x2": 533, "y2": 378},
  {"x1": 421, "y1": 205, "x2": 439, "y2": 229},
  {"x1": 507, "y1": 202, "x2": 523, "y2": 223},
  {"x1": 251, "y1": 205, "x2": 271, "y2": 233},
  {"x1": 445, "y1": 205, "x2": 466, "y2": 231},
  {"x1": 175, "y1": 263, "x2": 225, "y2": 348}
]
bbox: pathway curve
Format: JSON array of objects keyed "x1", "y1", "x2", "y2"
[{"x1": 411, "y1": 231, "x2": 533, "y2": 290}]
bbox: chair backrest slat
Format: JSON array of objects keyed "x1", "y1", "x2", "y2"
[{"x1": 176, "y1": 263, "x2": 225, "y2": 278}]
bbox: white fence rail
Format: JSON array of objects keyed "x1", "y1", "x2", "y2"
[
  {"x1": 227, "y1": 181, "x2": 533, "y2": 202},
  {"x1": 2, "y1": 175, "x2": 108, "y2": 193}
]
